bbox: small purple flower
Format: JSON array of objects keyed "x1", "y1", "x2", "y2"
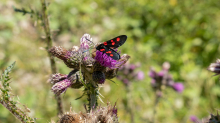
[
  {"x1": 136, "y1": 71, "x2": 145, "y2": 80},
  {"x1": 129, "y1": 64, "x2": 136, "y2": 70},
  {"x1": 149, "y1": 68, "x2": 157, "y2": 78},
  {"x1": 173, "y1": 82, "x2": 184, "y2": 93},
  {"x1": 51, "y1": 79, "x2": 72, "y2": 95},
  {"x1": 122, "y1": 79, "x2": 129, "y2": 85},
  {"x1": 94, "y1": 50, "x2": 123, "y2": 69},
  {"x1": 190, "y1": 115, "x2": 199, "y2": 123}
]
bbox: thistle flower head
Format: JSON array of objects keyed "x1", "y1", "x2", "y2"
[
  {"x1": 136, "y1": 71, "x2": 144, "y2": 80},
  {"x1": 94, "y1": 50, "x2": 124, "y2": 69},
  {"x1": 92, "y1": 71, "x2": 105, "y2": 84},
  {"x1": 51, "y1": 79, "x2": 72, "y2": 95},
  {"x1": 172, "y1": 82, "x2": 184, "y2": 93},
  {"x1": 190, "y1": 115, "x2": 199, "y2": 123},
  {"x1": 49, "y1": 73, "x2": 67, "y2": 84}
]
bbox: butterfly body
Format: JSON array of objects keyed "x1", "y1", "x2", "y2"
[{"x1": 96, "y1": 35, "x2": 127, "y2": 60}]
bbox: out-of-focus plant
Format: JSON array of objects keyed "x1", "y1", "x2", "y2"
[
  {"x1": 117, "y1": 63, "x2": 144, "y2": 86},
  {"x1": 116, "y1": 62, "x2": 144, "y2": 123},
  {"x1": 149, "y1": 62, "x2": 184, "y2": 123},
  {"x1": 0, "y1": 62, "x2": 35, "y2": 123}
]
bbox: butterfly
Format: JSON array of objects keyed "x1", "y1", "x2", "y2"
[{"x1": 96, "y1": 35, "x2": 127, "y2": 60}]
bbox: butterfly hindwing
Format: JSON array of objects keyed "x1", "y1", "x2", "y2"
[
  {"x1": 96, "y1": 44, "x2": 120, "y2": 60},
  {"x1": 102, "y1": 35, "x2": 127, "y2": 49}
]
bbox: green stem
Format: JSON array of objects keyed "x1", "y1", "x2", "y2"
[
  {"x1": 40, "y1": 0, "x2": 63, "y2": 115},
  {"x1": 125, "y1": 86, "x2": 134, "y2": 123},
  {"x1": 0, "y1": 100, "x2": 35, "y2": 123},
  {"x1": 89, "y1": 85, "x2": 98, "y2": 111},
  {"x1": 152, "y1": 91, "x2": 161, "y2": 123}
]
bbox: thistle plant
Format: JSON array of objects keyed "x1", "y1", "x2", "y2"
[
  {"x1": 0, "y1": 62, "x2": 35, "y2": 123},
  {"x1": 149, "y1": 62, "x2": 184, "y2": 123},
  {"x1": 117, "y1": 63, "x2": 144, "y2": 86},
  {"x1": 49, "y1": 34, "x2": 130, "y2": 114},
  {"x1": 116, "y1": 63, "x2": 144, "y2": 123}
]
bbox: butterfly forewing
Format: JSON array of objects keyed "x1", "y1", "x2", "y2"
[
  {"x1": 103, "y1": 35, "x2": 127, "y2": 49},
  {"x1": 96, "y1": 44, "x2": 120, "y2": 60}
]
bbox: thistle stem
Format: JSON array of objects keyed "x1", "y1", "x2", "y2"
[
  {"x1": 125, "y1": 86, "x2": 134, "y2": 123},
  {"x1": 88, "y1": 85, "x2": 98, "y2": 111},
  {"x1": 40, "y1": 0, "x2": 63, "y2": 115},
  {"x1": 0, "y1": 100, "x2": 35, "y2": 123},
  {"x1": 152, "y1": 91, "x2": 161, "y2": 123}
]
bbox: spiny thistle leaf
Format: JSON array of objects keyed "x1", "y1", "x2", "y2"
[
  {"x1": 1, "y1": 61, "x2": 16, "y2": 89},
  {"x1": 0, "y1": 62, "x2": 36, "y2": 122}
]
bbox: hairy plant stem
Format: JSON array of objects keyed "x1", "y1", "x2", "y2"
[
  {"x1": 87, "y1": 85, "x2": 98, "y2": 111},
  {"x1": 40, "y1": 0, "x2": 63, "y2": 115},
  {"x1": 0, "y1": 100, "x2": 35, "y2": 123},
  {"x1": 81, "y1": 64, "x2": 98, "y2": 111}
]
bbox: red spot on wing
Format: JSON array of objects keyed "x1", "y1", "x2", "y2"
[
  {"x1": 106, "y1": 51, "x2": 112, "y2": 54},
  {"x1": 112, "y1": 42, "x2": 115, "y2": 45},
  {"x1": 111, "y1": 40, "x2": 114, "y2": 42},
  {"x1": 110, "y1": 54, "x2": 113, "y2": 57},
  {"x1": 116, "y1": 38, "x2": 120, "y2": 41},
  {"x1": 103, "y1": 42, "x2": 107, "y2": 45},
  {"x1": 100, "y1": 49, "x2": 105, "y2": 51}
]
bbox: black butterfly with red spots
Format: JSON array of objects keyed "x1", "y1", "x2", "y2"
[{"x1": 96, "y1": 35, "x2": 127, "y2": 60}]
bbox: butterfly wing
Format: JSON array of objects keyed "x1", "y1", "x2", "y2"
[
  {"x1": 102, "y1": 35, "x2": 127, "y2": 49},
  {"x1": 96, "y1": 44, "x2": 120, "y2": 60}
]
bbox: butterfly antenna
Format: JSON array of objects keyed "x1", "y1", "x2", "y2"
[{"x1": 85, "y1": 37, "x2": 95, "y2": 46}]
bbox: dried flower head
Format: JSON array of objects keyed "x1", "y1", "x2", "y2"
[{"x1": 59, "y1": 104, "x2": 119, "y2": 123}]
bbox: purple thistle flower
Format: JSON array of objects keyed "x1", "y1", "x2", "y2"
[
  {"x1": 136, "y1": 71, "x2": 145, "y2": 80},
  {"x1": 122, "y1": 79, "x2": 129, "y2": 86},
  {"x1": 49, "y1": 73, "x2": 67, "y2": 84},
  {"x1": 51, "y1": 79, "x2": 72, "y2": 95},
  {"x1": 190, "y1": 115, "x2": 199, "y2": 123},
  {"x1": 129, "y1": 64, "x2": 136, "y2": 70},
  {"x1": 149, "y1": 68, "x2": 157, "y2": 78},
  {"x1": 94, "y1": 50, "x2": 123, "y2": 69},
  {"x1": 173, "y1": 82, "x2": 184, "y2": 93}
]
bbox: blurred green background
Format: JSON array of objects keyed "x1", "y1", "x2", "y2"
[{"x1": 1, "y1": 0, "x2": 220, "y2": 122}]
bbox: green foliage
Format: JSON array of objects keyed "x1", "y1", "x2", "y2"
[
  {"x1": 0, "y1": 62, "x2": 35, "y2": 123},
  {"x1": 0, "y1": 61, "x2": 16, "y2": 101}
]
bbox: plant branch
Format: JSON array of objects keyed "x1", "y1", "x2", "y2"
[{"x1": 40, "y1": 0, "x2": 63, "y2": 115}]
